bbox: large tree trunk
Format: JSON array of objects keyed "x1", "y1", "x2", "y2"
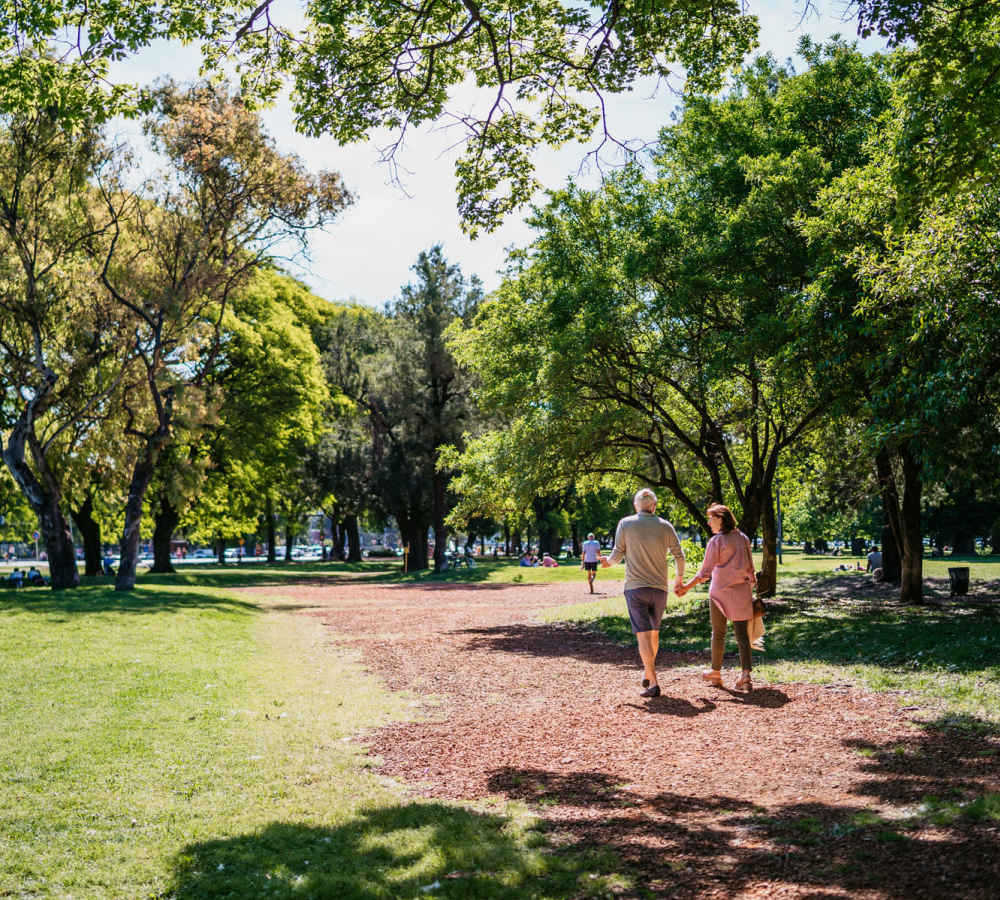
[
  {"x1": 431, "y1": 471, "x2": 448, "y2": 572},
  {"x1": 345, "y1": 513, "x2": 362, "y2": 562},
  {"x1": 757, "y1": 488, "x2": 778, "y2": 597},
  {"x1": 571, "y1": 522, "x2": 581, "y2": 558},
  {"x1": 284, "y1": 524, "x2": 293, "y2": 562},
  {"x1": 150, "y1": 492, "x2": 178, "y2": 573},
  {"x1": 876, "y1": 447, "x2": 903, "y2": 584},
  {"x1": 952, "y1": 531, "x2": 976, "y2": 555},
  {"x1": 899, "y1": 445, "x2": 923, "y2": 604},
  {"x1": 991, "y1": 519, "x2": 1000, "y2": 556},
  {"x1": 2, "y1": 419, "x2": 80, "y2": 589},
  {"x1": 402, "y1": 520, "x2": 429, "y2": 571},
  {"x1": 40, "y1": 499, "x2": 78, "y2": 590},
  {"x1": 336, "y1": 519, "x2": 347, "y2": 560},
  {"x1": 504, "y1": 523, "x2": 511, "y2": 556},
  {"x1": 116, "y1": 452, "x2": 157, "y2": 591},
  {"x1": 265, "y1": 494, "x2": 276, "y2": 563},
  {"x1": 70, "y1": 495, "x2": 102, "y2": 577},
  {"x1": 881, "y1": 524, "x2": 901, "y2": 584}
]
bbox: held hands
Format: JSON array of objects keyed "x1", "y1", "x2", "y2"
[{"x1": 675, "y1": 575, "x2": 699, "y2": 597}]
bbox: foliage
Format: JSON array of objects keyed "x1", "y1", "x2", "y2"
[
  {"x1": 2, "y1": 0, "x2": 760, "y2": 234},
  {"x1": 325, "y1": 246, "x2": 483, "y2": 569},
  {"x1": 0, "y1": 469, "x2": 34, "y2": 541},
  {"x1": 449, "y1": 41, "x2": 893, "y2": 576},
  {"x1": 280, "y1": 0, "x2": 758, "y2": 234},
  {"x1": 101, "y1": 80, "x2": 351, "y2": 587},
  {"x1": 181, "y1": 269, "x2": 332, "y2": 547}
]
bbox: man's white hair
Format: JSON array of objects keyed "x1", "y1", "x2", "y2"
[{"x1": 633, "y1": 488, "x2": 657, "y2": 512}]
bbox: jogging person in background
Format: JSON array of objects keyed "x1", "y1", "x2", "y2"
[
  {"x1": 581, "y1": 532, "x2": 602, "y2": 593},
  {"x1": 607, "y1": 489, "x2": 685, "y2": 697}
]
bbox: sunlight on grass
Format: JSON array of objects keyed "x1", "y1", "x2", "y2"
[{"x1": 0, "y1": 576, "x2": 632, "y2": 899}]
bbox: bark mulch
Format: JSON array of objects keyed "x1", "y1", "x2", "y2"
[{"x1": 250, "y1": 579, "x2": 1000, "y2": 899}]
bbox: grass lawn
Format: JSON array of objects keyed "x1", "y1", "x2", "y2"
[
  {"x1": 0, "y1": 577, "x2": 628, "y2": 899},
  {"x1": 3, "y1": 551, "x2": 997, "y2": 897}
]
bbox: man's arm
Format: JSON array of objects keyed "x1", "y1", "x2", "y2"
[{"x1": 666, "y1": 523, "x2": 685, "y2": 589}]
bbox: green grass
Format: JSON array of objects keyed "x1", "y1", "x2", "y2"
[{"x1": 0, "y1": 577, "x2": 632, "y2": 899}]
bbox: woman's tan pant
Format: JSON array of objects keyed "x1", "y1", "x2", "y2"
[{"x1": 710, "y1": 600, "x2": 751, "y2": 671}]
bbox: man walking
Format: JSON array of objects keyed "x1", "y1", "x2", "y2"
[
  {"x1": 607, "y1": 488, "x2": 685, "y2": 697},
  {"x1": 581, "y1": 532, "x2": 602, "y2": 593}
]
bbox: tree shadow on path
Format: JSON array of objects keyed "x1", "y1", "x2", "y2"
[
  {"x1": 453, "y1": 621, "x2": 658, "y2": 673},
  {"x1": 483, "y1": 715, "x2": 1000, "y2": 898}
]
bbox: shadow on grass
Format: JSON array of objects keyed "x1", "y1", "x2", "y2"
[
  {"x1": 162, "y1": 802, "x2": 624, "y2": 899},
  {"x1": 0, "y1": 581, "x2": 260, "y2": 616},
  {"x1": 481, "y1": 714, "x2": 1000, "y2": 898}
]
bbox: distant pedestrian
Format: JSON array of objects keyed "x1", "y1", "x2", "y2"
[
  {"x1": 606, "y1": 488, "x2": 686, "y2": 697},
  {"x1": 678, "y1": 504, "x2": 756, "y2": 692},
  {"x1": 581, "y1": 532, "x2": 602, "y2": 593}
]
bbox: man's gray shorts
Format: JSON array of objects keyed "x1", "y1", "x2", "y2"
[{"x1": 625, "y1": 587, "x2": 668, "y2": 634}]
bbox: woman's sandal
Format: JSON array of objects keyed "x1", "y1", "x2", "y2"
[
  {"x1": 734, "y1": 672, "x2": 753, "y2": 692},
  {"x1": 700, "y1": 670, "x2": 723, "y2": 687}
]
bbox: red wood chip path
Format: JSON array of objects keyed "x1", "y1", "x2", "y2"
[{"x1": 254, "y1": 578, "x2": 1000, "y2": 898}]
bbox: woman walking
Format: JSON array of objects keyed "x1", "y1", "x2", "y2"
[{"x1": 678, "y1": 504, "x2": 756, "y2": 692}]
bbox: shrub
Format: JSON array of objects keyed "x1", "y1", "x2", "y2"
[{"x1": 681, "y1": 538, "x2": 704, "y2": 568}]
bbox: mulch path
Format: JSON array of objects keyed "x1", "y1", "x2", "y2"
[{"x1": 247, "y1": 579, "x2": 1000, "y2": 899}]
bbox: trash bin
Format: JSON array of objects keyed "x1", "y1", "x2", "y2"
[{"x1": 948, "y1": 567, "x2": 970, "y2": 596}]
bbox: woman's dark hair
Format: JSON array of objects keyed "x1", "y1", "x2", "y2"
[{"x1": 706, "y1": 503, "x2": 736, "y2": 534}]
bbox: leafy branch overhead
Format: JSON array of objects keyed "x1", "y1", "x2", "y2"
[{"x1": 286, "y1": 0, "x2": 757, "y2": 234}]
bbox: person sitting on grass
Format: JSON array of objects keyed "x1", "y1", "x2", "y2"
[
  {"x1": 519, "y1": 552, "x2": 533, "y2": 567},
  {"x1": 541, "y1": 552, "x2": 558, "y2": 567},
  {"x1": 26, "y1": 565, "x2": 45, "y2": 586}
]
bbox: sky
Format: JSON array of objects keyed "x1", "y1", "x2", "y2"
[{"x1": 110, "y1": 1, "x2": 884, "y2": 308}]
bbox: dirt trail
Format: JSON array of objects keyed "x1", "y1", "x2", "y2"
[{"x1": 246, "y1": 579, "x2": 1000, "y2": 898}]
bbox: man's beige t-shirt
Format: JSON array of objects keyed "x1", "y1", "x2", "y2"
[{"x1": 607, "y1": 511, "x2": 684, "y2": 592}]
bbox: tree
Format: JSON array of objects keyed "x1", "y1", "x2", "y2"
[
  {"x1": 451, "y1": 42, "x2": 892, "y2": 591},
  {"x1": 801, "y1": 4, "x2": 1000, "y2": 601},
  {"x1": 1, "y1": 0, "x2": 758, "y2": 235},
  {"x1": 0, "y1": 77, "x2": 134, "y2": 588},
  {"x1": 233, "y1": 0, "x2": 758, "y2": 234},
  {"x1": 161, "y1": 270, "x2": 330, "y2": 569},
  {"x1": 322, "y1": 248, "x2": 481, "y2": 571},
  {"x1": 100, "y1": 81, "x2": 350, "y2": 590},
  {"x1": 389, "y1": 247, "x2": 482, "y2": 570}
]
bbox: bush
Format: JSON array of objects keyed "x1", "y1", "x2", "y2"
[{"x1": 681, "y1": 538, "x2": 704, "y2": 568}]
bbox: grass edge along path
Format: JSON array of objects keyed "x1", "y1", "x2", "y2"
[{"x1": 1, "y1": 579, "x2": 632, "y2": 899}]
